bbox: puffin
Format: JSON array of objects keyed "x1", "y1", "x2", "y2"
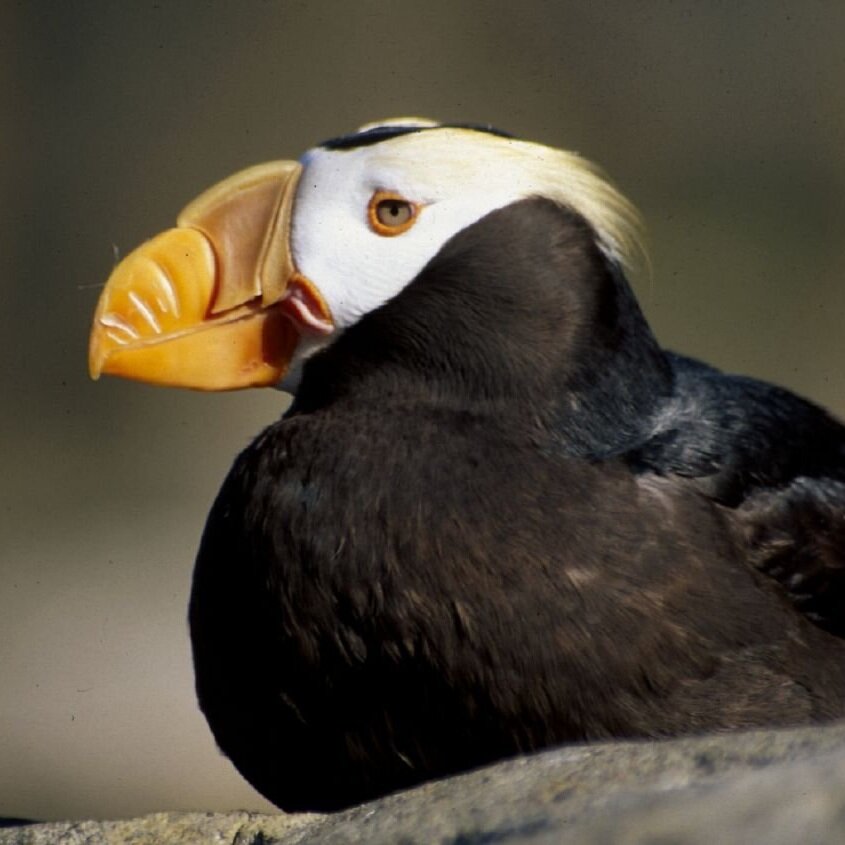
[{"x1": 89, "y1": 119, "x2": 845, "y2": 813}]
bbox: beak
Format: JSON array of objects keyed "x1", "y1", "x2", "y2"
[{"x1": 88, "y1": 161, "x2": 333, "y2": 390}]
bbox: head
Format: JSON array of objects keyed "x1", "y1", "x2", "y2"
[{"x1": 88, "y1": 118, "x2": 647, "y2": 395}]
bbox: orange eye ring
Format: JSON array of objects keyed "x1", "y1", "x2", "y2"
[{"x1": 368, "y1": 190, "x2": 420, "y2": 236}]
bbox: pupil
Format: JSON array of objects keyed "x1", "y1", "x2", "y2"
[{"x1": 374, "y1": 197, "x2": 413, "y2": 230}]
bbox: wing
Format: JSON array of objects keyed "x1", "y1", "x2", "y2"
[{"x1": 625, "y1": 352, "x2": 845, "y2": 635}]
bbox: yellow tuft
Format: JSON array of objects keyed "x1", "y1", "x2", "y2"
[
  {"x1": 536, "y1": 144, "x2": 649, "y2": 281},
  {"x1": 379, "y1": 125, "x2": 649, "y2": 280}
]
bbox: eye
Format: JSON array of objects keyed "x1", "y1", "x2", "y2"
[{"x1": 368, "y1": 190, "x2": 419, "y2": 236}]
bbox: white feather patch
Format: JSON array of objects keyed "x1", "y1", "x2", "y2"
[{"x1": 291, "y1": 123, "x2": 645, "y2": 337}]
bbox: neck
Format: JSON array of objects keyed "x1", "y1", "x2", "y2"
[{"x1": 291, "y1": 198, "x2": 672, "y2": 457}]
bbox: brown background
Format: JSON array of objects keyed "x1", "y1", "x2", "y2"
[{"x1": 2, "y1": 0, "x2": 844, "y2": 822}]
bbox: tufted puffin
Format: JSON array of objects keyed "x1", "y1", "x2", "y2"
[{"x1": 89, "y1": 119, "x2": 845, "y2": 812}]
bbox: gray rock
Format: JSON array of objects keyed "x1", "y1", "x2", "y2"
[{"x1": 5, "y1": 721, "x2": 845, "y2": 844}]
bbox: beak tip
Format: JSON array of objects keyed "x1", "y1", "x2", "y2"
[{"x1": 88, "y1": 330, "x2": 105, "y2": 380}]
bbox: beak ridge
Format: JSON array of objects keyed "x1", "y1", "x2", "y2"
[{"x1": 177, "y1": 161, "x2": 302, "y2": 314}]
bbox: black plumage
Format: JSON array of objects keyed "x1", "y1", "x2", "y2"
[{"x1": 188, "y1": 197, "x2": 845, "y2": 812}]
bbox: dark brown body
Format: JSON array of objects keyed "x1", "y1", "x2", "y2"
[{"x1": 190, "y1": 199, "x2": 845, "y2": 812}]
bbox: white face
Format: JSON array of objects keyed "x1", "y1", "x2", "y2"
[
  {"x1": 280, "y1": 124, "x2": 640, "y2": 390},
  {"x1": 290, "y1": 129, "x2": 553, "y2": 334}
]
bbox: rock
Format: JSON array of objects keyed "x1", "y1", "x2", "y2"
[
  {"x1": 0, "y1": 812, "x2": 314, "y2": 845},
  {"x1": 4, "y1": 721, "x2": 845, "y2": 844}
]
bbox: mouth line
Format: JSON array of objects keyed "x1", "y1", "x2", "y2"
[{"x1": 278, "y1": 283, "x2": 335, "y2": 337}]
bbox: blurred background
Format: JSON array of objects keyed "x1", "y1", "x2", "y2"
[{"x1": 2, "y1": 0, "x2": 844, "y2": 823}]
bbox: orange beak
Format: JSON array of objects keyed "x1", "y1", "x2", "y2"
[{"x1": 88, "y1": 161, "x2": 333, "y2": 390}]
